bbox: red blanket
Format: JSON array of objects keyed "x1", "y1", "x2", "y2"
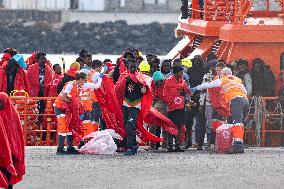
[
  {"x1": 25, "y1": 53, "x2": 52, "y2": 69},
  {"x1": 0, "y1": 67, "x2": 5, "y2": 92},
  {"x1": 1, "y1": 65, "x2": 30, "y2": 95},
  {"x1": 0, "y1": 53, "x2": 11, "y2": 67},
  {"x1": 208, "y1": 87, "x2": 230, "y2": 117},
  {"x1": 0, "y1": 93, "x2": 25, "y2": 187},
  {"x1": 27, "y1": 63, "x2": 52, "y2": 97},
  {"x1": 48, "y1": 73, "x2": 63, "y2": 97},
  {"x1": 115, "y1": 71, "x2": 178, "y2": 142},
  {"x1": 61, "y1": 97, "x2": 83, "y2": 136},
  {"x1": 95, "y1": 76, "x2": 126, "y2": 138}
]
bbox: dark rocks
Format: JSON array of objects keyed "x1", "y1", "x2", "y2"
[{"x1": 0, "y1": 21, "x2": 179, "y2": 55}]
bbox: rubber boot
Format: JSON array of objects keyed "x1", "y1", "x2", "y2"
[
  {"x1": 57, "y1": 114, "x2": 67, "y2": 134},
  {"x1": 56, "y1": 135, "x2": 66, "y2": 154},
  {"x1": 66, "y1": 135, "x2": 79, "y2": 154},
  {"x1": 227, "y1": 124, "x2": 244, "y2": 154}
]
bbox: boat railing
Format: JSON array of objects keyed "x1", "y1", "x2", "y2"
[
  {"x1": 185, "y1": 0, "x2": 283, "y2": 23},
  {"x1": 7, "y1": 93, "x2": 284, "y2": 147}
]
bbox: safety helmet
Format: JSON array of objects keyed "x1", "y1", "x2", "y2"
[
  {"x1": 139, "y1": 61, "x2": 150, "y2": 72},
  {"x1": 181, "y1": 58, "x2": 192, "y2": 68}
]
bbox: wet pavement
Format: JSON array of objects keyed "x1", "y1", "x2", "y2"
[{"x1": 15, "y1": 147, "x2": 284, "y2": 189}]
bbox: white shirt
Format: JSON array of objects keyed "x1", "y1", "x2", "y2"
[{"x1": 196, "y1": 79, "x2": 222, "y2": 90}]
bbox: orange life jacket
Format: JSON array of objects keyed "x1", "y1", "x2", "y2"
[
  {"x1": 54, "y1": 81, "x2": 79, "y2": 109},
  {"x1": 221, "y1": 76, "x2": 247, "y2": 104}
]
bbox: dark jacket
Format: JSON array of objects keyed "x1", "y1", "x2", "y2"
[{"x1": 252, "y1": 64, "x2": 275, "y2": 96}]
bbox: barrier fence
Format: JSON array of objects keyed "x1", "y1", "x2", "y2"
[{"x1": 9, "y1": 95, "x2": 284, "y2": 147}]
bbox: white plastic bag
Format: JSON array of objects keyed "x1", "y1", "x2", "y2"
[{"x1": 78, "y1": 129, "x2": 122, "y2": 154}]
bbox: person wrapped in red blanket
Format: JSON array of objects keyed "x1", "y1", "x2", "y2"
[
  {"x1": 115, "y1": 60, "x2": 178, "y2": 155},
  {"x1": 0, "y1": 55, "x2": 30, "y2": 95},
  {"x1": 0, "y1": 92, "x2": 25, "y2": 189},
  {"x1": 27, "y1": 52, "x2": 52, "y2": 117}
]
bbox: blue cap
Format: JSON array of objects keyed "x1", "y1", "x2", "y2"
[{"x1": 13, "y1": 54, "x2": 27, "y2": 69}]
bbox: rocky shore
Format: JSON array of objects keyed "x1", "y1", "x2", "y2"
[{"x1": 0, "y1": 20, "x2": 179, "y2": 55}]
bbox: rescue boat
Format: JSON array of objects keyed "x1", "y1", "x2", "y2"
[{"x1": 166, "y1": 0, "x2": 284, "y2": 146}]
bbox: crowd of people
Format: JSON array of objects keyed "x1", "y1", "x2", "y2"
[{"x1": 0, "y1": 47, "x2": 279, "y2": 157}]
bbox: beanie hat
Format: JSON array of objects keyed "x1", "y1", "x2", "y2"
[
  {"x1": 153, "y1": 71, "x2": 164, "y2": 82},
  {"x1": 236, "y1": 59, "x2": 248, "y2": 66},
  {"x1": 209, "y1": 59, "x2": 219, "y2": 67},
  {"x1": 138, "y1": 61, "x2": 150, "y2": 72},
  {"x1": 173, "y1": 65, "x2": 184, "y2": 74}
]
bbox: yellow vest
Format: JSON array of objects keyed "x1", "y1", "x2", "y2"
[{"x1": 221, "y1": 76, "x2": 247, "y2": 104}]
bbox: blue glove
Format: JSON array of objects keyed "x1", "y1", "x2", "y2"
[
  {"x1": 104, "y1": 65, "x2": 108, "y2": 72},
  {"x1": 190, "y1": 87, "x2": 197, "y2": 93},
  {"x1": 80, "y1": 114, "x2": 84, "y2": 121},
  {"x1": 99, "y1": 73, "x2": 104, "y2": 78}
]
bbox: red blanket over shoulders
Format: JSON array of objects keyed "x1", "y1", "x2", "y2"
[
  {"x1": 0, "y1": 93, "x2": 25, "y2": 187},
  {"x1": 27, "y1": 63, "x2": 52, "y2": 97},
  {"x1": 95, "y1": 76, "x2": 126, "y2": 138},
  {"x1": 1, "y1": 66, "x2": 30, "y2": 95},
  {"x1": 115, "y1": 71, "x2": 178, "y2": 142}
]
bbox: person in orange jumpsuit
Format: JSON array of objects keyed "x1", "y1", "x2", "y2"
[{"x1": 192, "y1": 67, "x2": 249, "y2": 153}]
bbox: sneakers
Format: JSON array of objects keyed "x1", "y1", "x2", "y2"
[
  {"x1": 124, "y1": 146, "x2": 139, "y2": 156},
  {"x1": 66, "y1": 146, "x2": 80, "y2": 154},
  {"x1": 174, "y1": 147, "x2": 185, "y2": 152},
  {"x1": 78, "y1": 141, "x2": 85, "y2": 149},
  {"x1": 56, "y1": 147, "x2": 67, "y2": 155},
  {"x1": 226, "y1": 141, "x2": 244, "y2": 154},
  {"x1": 197, "y1": 146, "x2": 203, "y2": 151},
  {"x1": 167, "y1": 147, "x2": 174, "y2": 152}
]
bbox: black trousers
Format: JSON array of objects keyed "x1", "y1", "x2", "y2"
[
  {"x1": 122, "y1": 106, "x2": 140, "y2": 149},
  {"x1": 167, "y1": 108, "x2": 184, "y2": 148}
]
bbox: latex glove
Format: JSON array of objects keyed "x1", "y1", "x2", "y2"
[
  {"x1": 99, "y1": 73, "x2": 104, "y2": 78},
  {"x1": 104, "y1": 65, "x2": 108, "y2": 72},
  {"x1": 80, "y1": 114, "x2": 84, "y2": 121},
  {"x1": 190, "y1": 87, "x2": 197, "y2": 94}
]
